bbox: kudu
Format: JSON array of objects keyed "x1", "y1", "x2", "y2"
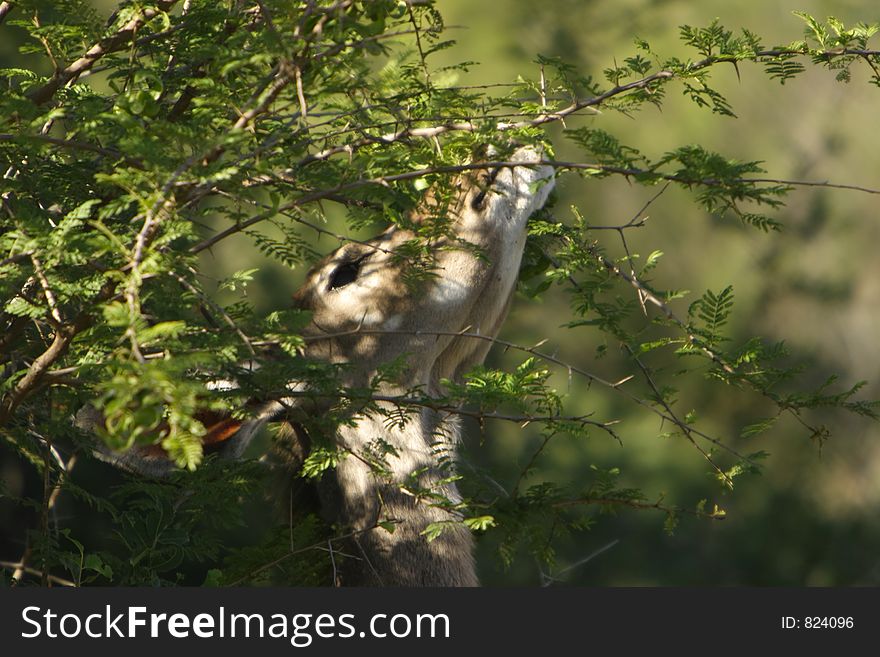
[{"x1": 84, "y1": 145, "x2": 555, "y2": 586}]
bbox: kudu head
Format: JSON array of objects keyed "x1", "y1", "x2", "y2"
[
  {"x1": 291, "y1": 145, "x2": 555, "y2": 391},
  {"x1": 227, "y1": 145, "x2": 556, "y2": 455}
]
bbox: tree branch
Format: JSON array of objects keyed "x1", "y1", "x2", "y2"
[
  {"x1": 0, "y1": 322, "x2": 80, "y2": 425},
  {"x1": 553, "y1": 495, "x2": 726, "y2": 520},
  {"x1": 277, "y1": 327, "x2": 752, "y2": 464},
  {"x1": 26, "y1": 1, "x2": 181, "y2": 105},
  {"x1": 295, "y1": 47, "x2": 880, "y2": 168},
  {"x1": 0, "y1": 278, "x2": 117, "y2": 426},
  {"x1": 190, "y1": 159, "x2": 879, "y2": 255},
  {"x1": 0, "y1": 133, "x2": 138, "y2": 165}
]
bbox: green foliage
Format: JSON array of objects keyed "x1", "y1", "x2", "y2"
[
  {"x1": 1, "y1": 2, "x2": 878, "y2": 586},
  {"x1": 688, "y1": 286, "x2": 734, "y2": 349}
]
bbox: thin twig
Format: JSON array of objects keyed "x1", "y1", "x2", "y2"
[
  {"x1": 211, "y1": 189, "x2": 394, "y2": 255},
  {"x1": 170, "y1": 269, "x2": 256, "y2": 356},
  {"x1": 624, "y1": 341, "x2": 735, "y2": 488},
  {"x1": 584, "y1": 242, "x2": 736, "y2": 375},
  {"x1": 540, "y1": 539, "x2": 620, "y2": 586},
  {"x1": 543, "y1": 243, "x2": 740, "y2": 485},
  {"x1": 366, "y1": 393, "x2": 620, "y2": 436},
  {"x1": 513, "y1": 432, "x2": 556, "y2": 498},
  {"x1": 39, "y1": 436, "x2": 51, "y2": 586},
  {"x1": 407, "y1": 3, "x2": 432, "y2": 86},
  {"x1": 226, "y1": 524, "x2": 377, "y2": 586},
  {"x1": 327, "y1": 539, "x2": 338, "y2": 586},
  {"x1": 552, "y1": 495, "x2": 725, "y2": 520}
]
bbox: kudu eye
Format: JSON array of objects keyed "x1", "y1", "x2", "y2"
[
  {"x1": 471, "y1": 167, "x2": 500, "y2": 210},
  {"x1": 328, "y1": 260, "x2": 361, "y2": 290}
]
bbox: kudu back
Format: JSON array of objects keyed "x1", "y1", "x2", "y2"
[{"x1": 88, "y1": 145, "x2": 555, "y2": 586}]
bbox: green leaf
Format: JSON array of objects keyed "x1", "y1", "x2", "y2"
[
  {"x1": 84, "y1": 553, "x2": 114, "y2": 579},
  {"x1": 139, "y1": 321, "x2": 187, "y2": 345}
]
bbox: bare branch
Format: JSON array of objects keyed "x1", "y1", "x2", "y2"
[{"x1": 540, "y1": 539, "x2": 620, "y2": 586}]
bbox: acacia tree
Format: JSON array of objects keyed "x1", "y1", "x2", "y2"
[{"x1": 1, "y1": 1, "x2": 878, "y2": 585}]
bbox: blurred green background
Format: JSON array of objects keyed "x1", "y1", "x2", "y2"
[
  {"x1": 3, "y1": 0, "x2": 879, "y2": 586},
  {"x1": 432, "y1": 0, "x2": 880, "y2": 586}
]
